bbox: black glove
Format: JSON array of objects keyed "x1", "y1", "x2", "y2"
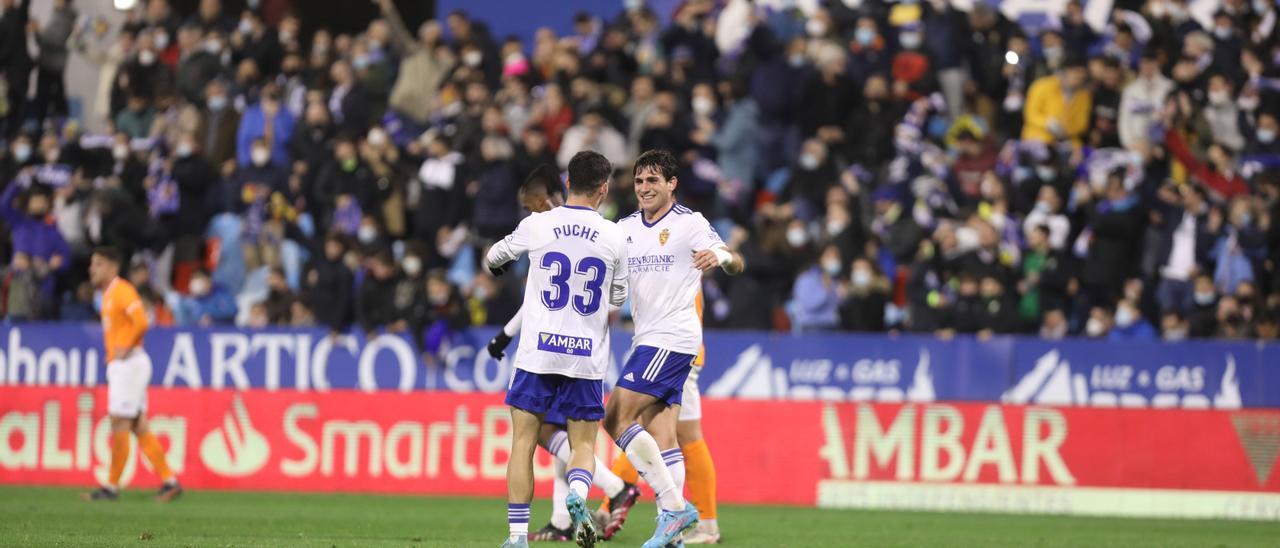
[
  {"x1": 489, "y1": 261, "x2": 511, "y2": 277},
  {"x1": 487, "y1": 331, "x2": 513, "y2": 359}
]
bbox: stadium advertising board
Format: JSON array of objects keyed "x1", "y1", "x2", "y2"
[
  {"x1": 2, "y1": 388, "x2": 1278, "y2": 520},
  {"x1": 0, "y1": 326, "x2": 1276, "y2": 409}
]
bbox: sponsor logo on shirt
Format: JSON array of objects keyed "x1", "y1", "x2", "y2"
[
  {"x1": 537, "y1": 332, "x2": 593, "y2": 356},
  {"x1": 627, "y1": 254, "x2": 677, "y2": 273}
]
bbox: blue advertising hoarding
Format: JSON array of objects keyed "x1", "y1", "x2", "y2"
[{"x1": 0, "y1": 325, "x2": 1275, "y2": 409}]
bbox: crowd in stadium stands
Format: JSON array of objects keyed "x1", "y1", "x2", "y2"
[{"x1": 1, "y1": 0, "x2": 1278, "y2": 348}]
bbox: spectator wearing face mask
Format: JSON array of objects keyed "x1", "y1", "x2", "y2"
[
  {"x1": 175, "y1": 269, "x2": 238, "y2": 326},
  {"x1": 1212, "y1": 197, "x2": 1266, "y2": 294},
  {"x1": 890, "y1": 22, "x2": 937, "y2": 102},
  {"x1": 1109, "y1": 297, "x2": 1158, "y2": 341},
  {"x1": 783, "y1": 139, "x2": 838, "y2": 219},
  {"x1": 236, "y1": 85, "x2": 294, "y2": 169},
  {"x1": 1208, "y1": 11, "x2": 1243, "y2": 81},
  {"x1": 471, "y1": 136, "x2": 521, "y2": 240},
  {"x1": 1, "y1": 183, "x2": 70, "y2": 320},
  {"x1": 789, "y1": 246, "x2": 841, "y2": 332},
  {"x1": 1244, "y1": 112, "x2": 1280, "y2": 156},
  {"x1": 1084, "y1": 305, "x2": 1114, "y2": 338},
  {"x1": 1161, "y1": 310, "x2": 1191, "y2": 341},
  {"x1": 1215, "y1": 295, "x2": 1251, "y2": 339},
  {"x1": 1076, "y1": 175, "x2": 1143, "y2": 319},
  {"x1": 187, "y1": 80, "x2": 241, "y2": 172},
  {"x1": 328, "y1": 60, "x2": 372, "y2": 135},
  {"x1": 847, "y1": 17, "x2": 890, "y2": 92},
  {"x1": 840, "y1": 256, "x2": 888, "y2": 332},
  {"x1": 1152, "y1": 183, "x2": 1214, "y2": 315},
  {"x1": 3, "y1": 136, "x2": 35, "y2": 184}
]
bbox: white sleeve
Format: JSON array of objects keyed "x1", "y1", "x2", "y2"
[
  {"x1": 486, "y1": 216, "x2": 532, "y2": 268},
  {"x1": 689, "y1": 213, "x2": 726, "y2": 251},
  {"x1": 609, "y1": 236, "x2": 629, "y2": 307},
  {"x1": 503, "y1": 307, "x2": 523, "y2": 336}
]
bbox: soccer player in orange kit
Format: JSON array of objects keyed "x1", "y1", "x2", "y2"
[{"x1": 82, "y1": 247, "x2": 183, "y2": 502}]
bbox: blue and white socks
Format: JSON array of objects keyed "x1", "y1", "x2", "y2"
[
  {"x1": 566, "y1": 467, "x2": 593, "y2": 500},
  {"x1": 617, "y1": 423, "x2": 685, "y2": 512},
  {"x1": 544, "y1": 430, "x2": 626, "y2": 497},
  {"x1": 508, "y1": 502, "x2": 530, "y2": 541},
  {"x1": 662, "y1": 448, "x2": 685, "y2": 494}
]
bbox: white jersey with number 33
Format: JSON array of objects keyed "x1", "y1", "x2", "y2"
[
  {"x1": 485, "y1": 205, "x2": 628, "y2": 380},
  {"x1": 619, "y1": 204, "x2": 724, "y2": 355}
]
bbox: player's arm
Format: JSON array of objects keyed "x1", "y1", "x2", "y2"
[
  {"x1": 610, "y1": 238, "x2": 629, "y2": 307},
  {"x1": 693, "y1": 245, "x2": 744, "y2": 275},
  {"x1": 484, "y1": 217, "x2": 531, "y2": 276},
  {"x1": 122, "y1": 290, "x2": 150, "y2": 350},
  {"x1": 486, "y1": 307, "x2": 522, "y2": 359},
  {"x1": 690, "y1": 214, "x2": 744, "y2": 275}
]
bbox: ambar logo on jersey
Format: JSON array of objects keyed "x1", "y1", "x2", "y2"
[{"x1": 537, "y1": 333, "x2": 593, "y2": 356}]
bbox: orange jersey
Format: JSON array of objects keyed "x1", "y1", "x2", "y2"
[
  {"x1": 101, "y1": 278, "x2": 149, "y2": 362},
  {"x1": 694, "y1": 289, "x2": 706, "y2": 366}
]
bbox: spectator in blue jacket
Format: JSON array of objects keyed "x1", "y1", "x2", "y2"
[
  {"x1": 235, "y1": 85, "x2": 294, "y2": 168},
  {"x1": 1109, "y1": 298, "x2": 1158, "y2": 341},
  {"x1": 175, "y1": 269, "x2": 238, "y2": 325},
  {"x1": 790, "y1": 245, "x2": 842, "y2": 331},
  {"x1": 0, "y1": 182, "x2": 71, "y2": 308}
]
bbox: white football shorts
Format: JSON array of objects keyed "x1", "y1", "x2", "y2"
[
  {"x1": 678, "y1": 365, "x2": 702, "y2": 421},
  {"x1": 107, "y1": 350, "x2": 152, "y2": 418}
]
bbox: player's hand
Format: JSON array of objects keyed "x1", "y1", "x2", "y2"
[
  {"x1": 488, "y1": 261, "x2": 511, "y2": 277},
  {"x1": 693, "y1": 248, "x2": 732, "y2": 272},
  {"x1": 487, "y1": 331, "x2": 513, "y2": 359},
  {"x1": 692, "y1": 249, "x2": 720, "y2": 272}
]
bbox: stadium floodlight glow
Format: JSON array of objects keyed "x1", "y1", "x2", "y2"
[
  {"x1": 114, "y1": 0, "x2": 139, "y2": 11},
  {"x1": 1005, "y1": 51, "x2": 1019, "y2": 65}
]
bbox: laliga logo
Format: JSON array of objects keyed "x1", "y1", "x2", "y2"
[{"x1": 200, "y1": 394, "x2": 270, "y2": 477}]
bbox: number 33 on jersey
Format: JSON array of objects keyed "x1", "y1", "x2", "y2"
[{"x1": 485, "y1": 205, "x2": 629, "y2": 380}]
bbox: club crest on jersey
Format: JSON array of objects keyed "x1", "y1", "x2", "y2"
[
  {"x1": 537, "y1": 332, "x2": 593, "y2": 356},
  {"x1": 659, "y1": 228, "x2": 670, "y2": 246}
]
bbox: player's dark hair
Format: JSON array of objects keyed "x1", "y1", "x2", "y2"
[
  {"x1": 566, "y1": 151, "x2": 612, "y2": 195},
  {"x1": 522, "y1": 164, "x2": 564, "y2": 198},
  {"x1": 93, "y1": 246, "x2": 123, "y2": 265},
  {"x1": 633, "y1": 149, "x2": 678, "y2": 181}
]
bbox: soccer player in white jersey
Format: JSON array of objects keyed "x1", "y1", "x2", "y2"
[
  {"x1": 487, "y1": 165, "x2": 641, "y2": 542},
  {"x1": 603, "y1": 150, "x2": 744, "y2": 548},
  {"x1": 487, "y1": 151, "x2": 629, "y2": 548}
]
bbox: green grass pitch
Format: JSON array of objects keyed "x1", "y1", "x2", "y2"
[{"x1": 1, "y1": 486, "x2": 1277, "y2": 547}]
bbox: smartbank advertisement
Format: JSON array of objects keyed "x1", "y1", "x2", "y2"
[
  {"x1": 1, "y1": 326, "x2": 1278, "y2": 409},
  {"x1": 2, "y1": 389, "x2": 1279, "y2": 520}
]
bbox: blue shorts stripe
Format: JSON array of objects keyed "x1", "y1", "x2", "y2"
[
  {"x1": 641, "y1": 349, "x2": 664, "y2": 382},
  {"x1": 644, "y1": 349, "x2": 668, "y2": 381}
]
